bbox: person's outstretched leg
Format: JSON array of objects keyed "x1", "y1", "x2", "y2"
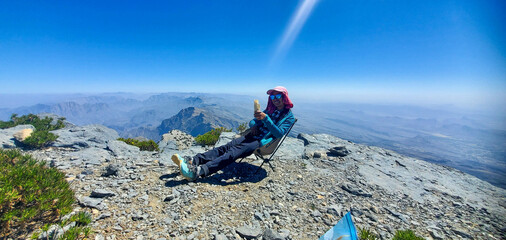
[
  {"x1": 199, "y1": 138, "x2": 260, "y2": 177},
  {"x1": 193, "y1": 136, "x2": 247, "y2": 166},
  {"x1": 171, "y1": 136, "x2": 258, "y2": 180}
]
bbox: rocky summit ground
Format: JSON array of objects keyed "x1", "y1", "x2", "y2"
[{"x1": 1, "y1": 121, "x2": 505, "y2": 240}]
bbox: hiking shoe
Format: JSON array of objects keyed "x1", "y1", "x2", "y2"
[
  {"x1": 179, "y1": 157, "x2": 197, "y2": 181},
  {"x1": 171, "y1": 154, "x2": 183, "y2": 167}
]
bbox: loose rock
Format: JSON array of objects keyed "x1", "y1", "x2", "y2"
[{"x1": 236, "y1": 226, "x2": 263, "y2": 239}]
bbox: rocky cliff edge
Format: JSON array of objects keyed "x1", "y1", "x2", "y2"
[{"x1": 0, "y1": 120, "x2": 504, "y2": 239}]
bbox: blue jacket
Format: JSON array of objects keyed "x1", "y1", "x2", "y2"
[{"x1": 249, "y1": 109, "x2": 295, "y2": 146}]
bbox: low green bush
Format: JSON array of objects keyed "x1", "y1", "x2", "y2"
[
  {"x1": 195, "y1": 127, "x2": 232, "y2": 146},
  {"x1": 60, "y1": 211, "x2": 92, "y2": 228},
  {"x1": 118, "y1": 138, "x2": 159, "y2": 151},
  {"x1": 31, "y1": 211, "x2": 93, "y2": 240},
  {"x1": 23, "y1": 130, "x2": 58, "y2": 149},
  {"x1": 236, "y1": 122, "x2": 248, "y2": 134},
  {"x1": 58, "y1": 224, "x2": 92, "y2": 240},
  {"x1": 0, "y1": 149, "x2": 75, "y2": 238},
  {"x1": 58, "y1": 212, "x2": 92, "y2": 240},
  {"x1": 358, "y1": 228, "x2": 377, "y2": 240},
  {"x1": 392, "y1": 229, "x2": 424, "y2": 240},
  {"x1": 0, "y1": 114, "x2": 65, "y2": 131}
]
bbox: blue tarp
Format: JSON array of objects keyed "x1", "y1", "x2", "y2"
[{"x1": 319, "y1": 212, "x2": 358, "y2": 240}]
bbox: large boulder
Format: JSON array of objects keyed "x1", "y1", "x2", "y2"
[
  {"x1": 327, "y1": 146, "x2": 350, "y2": 157},
  {"x1": 51, "y1": 125, "x2": 120, "y2": 149},
  {"x1": 159, "y1": 130, "x2": 195, "y2": 150},
  {"x1": 68, "y1": 148, "x2": 112, "y2": 166},
  {"x1": 215, "y1": 132, "x2": 238, "y2": 148},
  {"x1": 158, "y1": 130, "x2": 206, "y2": 166},
  {"x1": 297, "y1": 133, "x2": 352, "y2": 159},
  {"x1": 273, "y1": 137, "x2": 305, "y2": 160},
  {"x1": 297, "y1": 133, "x2": 349, "y2": 149},
  {"x1": 13, "y1": 128, "x2": 33, "y2": 142},
  {"x1": 236, "y1": 226, "x2": 263, "y2": 239},
  {"x1": 0, "y1": 125, "x2": 36, "y2": 148},
  {"x1": 106, "y1": 140, "x2": 140, "y2": 159}
]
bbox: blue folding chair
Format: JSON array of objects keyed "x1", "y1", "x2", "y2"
[{"x1": 239, "y1": 119, "x2": 297, "y2": 173}]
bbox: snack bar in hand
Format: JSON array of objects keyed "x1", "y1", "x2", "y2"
[{"x1": 254, "y1": 100, "x2": 261, "y2": 112}]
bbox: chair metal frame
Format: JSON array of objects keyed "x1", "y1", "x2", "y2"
[{"x1": 239, "y1": 118, "x2": 298, "y2": 173}]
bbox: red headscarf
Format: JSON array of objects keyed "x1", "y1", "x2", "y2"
[{"x1": 265, "y1": 86, "x2": 294, "y2": 114}]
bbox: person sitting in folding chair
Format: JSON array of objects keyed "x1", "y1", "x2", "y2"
[{"x1": 171, "y1": 86, "x2": 295, "y2": 181}]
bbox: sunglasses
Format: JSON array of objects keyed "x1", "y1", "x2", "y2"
[{"x1": 270, "y1": 94, "x2": 283, "y2": 100}]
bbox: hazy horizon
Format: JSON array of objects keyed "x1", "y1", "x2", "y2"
[
  {"x1": 1, "y1": 1, "x2": 504, "y2": 110},
  {"x1": 1, "y1": 91, "x2": 505, "y2": 115}
]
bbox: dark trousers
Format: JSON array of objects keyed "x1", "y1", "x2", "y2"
[{"x1": 193, "y1": 135, "x2": 260, "y2": 176}]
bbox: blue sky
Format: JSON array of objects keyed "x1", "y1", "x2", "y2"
[{"x1": 0, "y1": 0, "x2": 504, "y2": 107}]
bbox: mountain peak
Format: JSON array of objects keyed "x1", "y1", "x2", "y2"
[{"x1": 157, "y1": 107, "x2": 238, "y2": 137}]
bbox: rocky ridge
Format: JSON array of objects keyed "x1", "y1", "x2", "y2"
[
  {"x1": 0, "y1": 120, "x2": 505, "y2": 240},
  {"x1": 157, "y1": 107, "x2": 240, "y2": 138}
]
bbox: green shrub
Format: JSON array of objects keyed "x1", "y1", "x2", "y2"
[
  {"x1": 0, "y1": 149, "x2": 75, "y2": 238},
  {"x1": 23, "y1": 130, "x2": 59, "y2": 149},
  {"x1": 58, "y1": 224, "x2": 92, "y2": 240},
  {"x1": 0, "y1": 114, "x2": 65, "y2": 131},
  {"x1": 392, "y1": 229, "x2": 424, "y2": 240},
  {"x1": 31, "y1": 211, "x2": 93, "y2": 240},
  {"x1": 195, "y1": 127, "x2": 232, "y2": 146},
  {"x1": 236, "y1": 122, "x2": 248, "y2": 134},
  {"x1": 0, "y1": 114, "x2": 66, "y2": 149},
  {"x1": 359, "y1": 228, "x2": 377, "y2": 240},
  {"x1": 60, "y1": 211, "x2": 92, "y2": 228},
  {"x1": 56, "y1": 211, "x2": 92, "y2": 240},
  {"x1": 0, "y1": 114, "x2": 16, "y2": 129},
  {"x1": 118, "y1": 138, "x2": 160, "y2": 151},
  {"x1": 136, "y1": 140, "x2": 159, "y2": 151}
]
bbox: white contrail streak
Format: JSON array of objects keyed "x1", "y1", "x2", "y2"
[{"x1": 271, "y1": 0, "x2": 319, "y2": 66}]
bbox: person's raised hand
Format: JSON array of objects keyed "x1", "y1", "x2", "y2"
[{"x1": 254, "y1": 111, "x2": 266, "y2": 120}]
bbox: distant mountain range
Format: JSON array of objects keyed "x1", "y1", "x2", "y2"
[
  {"x1": 0, "y1": 92, "x2": 252, "y2": 139},
  {"x1": 122, "y1": 107, "x2": 243, "y2": 141},
  {"x1": 1, "y1": 92, "x2": 504, "y2": 189},
  {"x1": 157, "y1": 107, "x2": 239, "y2": 137}
]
